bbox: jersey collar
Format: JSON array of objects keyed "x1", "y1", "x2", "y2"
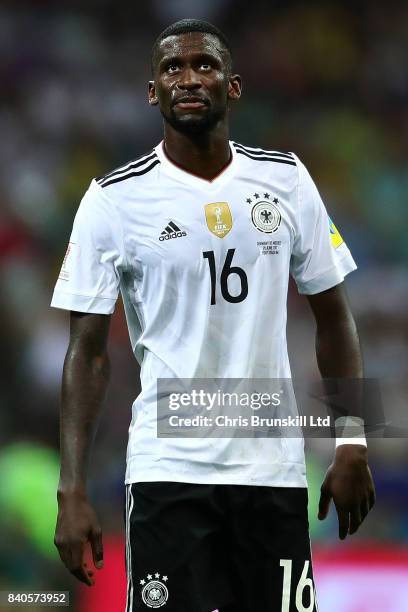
[{"x1": 155, "y1": 140, "x2": 237, "y2": 190}]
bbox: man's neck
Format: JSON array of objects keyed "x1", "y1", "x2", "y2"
[{"x1": 163, "y1": 123, "x2": 231, "y2": 180}]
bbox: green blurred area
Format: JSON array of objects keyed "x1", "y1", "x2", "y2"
[{"x1": 0, "y1": 443, "x2": 59, "y2": 559}]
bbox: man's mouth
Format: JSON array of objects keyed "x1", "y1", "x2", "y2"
[{"x1": 173, "y1": 97, "x2": 208, "y2": 110}]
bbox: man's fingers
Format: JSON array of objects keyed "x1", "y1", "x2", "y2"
[
  {"x1": 72, "y1": 566, "x2": 94, "y2": 586},
  {"x1": 70, "y1": 548, "x2": 95, "y2": 586},
  {"x1": 84, "y1": 563, "x2": 94, "y2": 578},
  {"x1": 318, "y1": 485, "x2": 332, "y2": 520},
  {"x1": 90, "y1": 528, "x2": 104, "y2": 569},
  {"x1": 56, "y1": 543, "x2": 72, "y2": 571},
  {"x1": 349, "y1": 506, "x2": 362, "y2": 535},
  {"x1": 360, "y1": 498, "x2": 370, "y2": 522},
  {"x1": 57, "y1": 540, "x2": 94, "y2": 586},
  {"x1": 337, "y1": 507, "x2": 349, "y2": 540},
  {"x1": 69, "y1": 541, "x2": 94, "y2": 586},
  {"x1": 54, "y1": 498, "x2": 102, "y2": 587}
]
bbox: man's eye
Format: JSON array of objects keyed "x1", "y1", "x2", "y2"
[
  {"x1": 167, "y1": 64, "x2": 180, "y2": 73},
  {"x1": 200, "y1": 64, "x2": 212, "y2": 71}
]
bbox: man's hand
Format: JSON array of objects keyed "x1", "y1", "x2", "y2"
[
  {"x1": 318, "y1": 445, "x2": 375, "y2": 539},
  {"x1": 54, "y1": 490, "x2": 104, "y2": 586}
]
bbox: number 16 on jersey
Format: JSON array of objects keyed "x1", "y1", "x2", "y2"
[{"x1": 203, "y1": 248, "x2": 248, "y2": 305}]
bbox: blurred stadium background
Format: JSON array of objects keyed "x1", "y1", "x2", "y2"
[{"x1": 0, "y1": 1, "x2": 407, "y2": 610}]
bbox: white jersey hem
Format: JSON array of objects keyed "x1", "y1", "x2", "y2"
[
  {"x1": 125, "y1": 456, "x2": 308, "y2": 488},
  {"x1": 296, "y1": 251, "x2": 357, "y2": 295},
  {"x1": 50, "y1": 289, "x2": 116, "y2": 314}
]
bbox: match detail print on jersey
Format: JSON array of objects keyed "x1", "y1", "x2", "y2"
[{"x1": 204, "y1": 202, "x2": 233, "y2": 238}]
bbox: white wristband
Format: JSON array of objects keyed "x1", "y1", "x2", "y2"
[{"x1": 335, "y1": 416, "x2": 367, "y2": 447}]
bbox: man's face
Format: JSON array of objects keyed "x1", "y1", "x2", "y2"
[{"x1": 149, "y1": 32, "x2": 241, "y2": 134}]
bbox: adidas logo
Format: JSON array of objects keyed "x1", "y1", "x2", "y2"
[{"x1": 159, "y1": 220, "x2": 187, "y2": 241}]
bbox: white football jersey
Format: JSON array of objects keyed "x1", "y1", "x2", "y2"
[{"x1": 51, "y1": 141, "x2": 356, "y2": 488}]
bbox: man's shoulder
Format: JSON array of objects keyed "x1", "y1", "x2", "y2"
[
  {"x1": 231, "y1": 141, "x2": 298, "y2": 169},
  {"x1": 231, "y1": 142, "x2": 301, "y2": 195},
  {"x1": 95, "y1": 147, "x2": 161, "y2": 193}
]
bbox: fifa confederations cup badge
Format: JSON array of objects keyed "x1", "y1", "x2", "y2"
[{"x1": 140, "y1": 573, "x2": 169, "y2": 608}]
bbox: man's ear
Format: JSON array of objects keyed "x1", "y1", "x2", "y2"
[
  {"x1": 228, "y1": 74, "x2": 242, "y2": 101},
  {"x1": 148, "y1": 81, "x2": 159, "y2": 106}
]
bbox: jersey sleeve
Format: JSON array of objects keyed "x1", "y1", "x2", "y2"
[
  {"x1": 289, "y1": 155, "x2": 357, "y2": 295},
  {"x1": 50, "y1": 180, "x2": 125, "y2": 314}
]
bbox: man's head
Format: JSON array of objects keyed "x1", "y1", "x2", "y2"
[{"x1": 149, "y1": 19, "x2": 241, "y2": 135}]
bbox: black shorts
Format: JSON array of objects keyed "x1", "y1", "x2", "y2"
[{"x1": 124, "y1": 482, "x2": 318, "y2": 612}]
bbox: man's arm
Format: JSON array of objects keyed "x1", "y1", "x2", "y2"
[
  {"x1": 306, "y1": 282, "x2": 376, "y2": 539},
  {"x1": 54, "y1": 311, "x2": 111, "y2": 586}
]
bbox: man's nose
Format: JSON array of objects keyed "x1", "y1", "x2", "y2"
[{"x1": 177, "y1": 67, "x2": 201, "y2": 90}]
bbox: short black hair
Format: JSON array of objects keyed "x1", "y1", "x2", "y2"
[{"x1": 151, "y1": 18, "x2": 232, "y2": 73}]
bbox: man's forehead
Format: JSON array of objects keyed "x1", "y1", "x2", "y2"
[{"x1": 157, "y1": 32, "x2": 224, "y2": 61}]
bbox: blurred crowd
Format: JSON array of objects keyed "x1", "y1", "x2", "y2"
[{"x1": 0, "y1": 0, "x2": 407, "y2": 607}]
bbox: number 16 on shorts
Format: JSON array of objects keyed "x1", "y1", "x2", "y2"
[{"x1": 280, "y1": 560, "x2": 317, "y2": 612}]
